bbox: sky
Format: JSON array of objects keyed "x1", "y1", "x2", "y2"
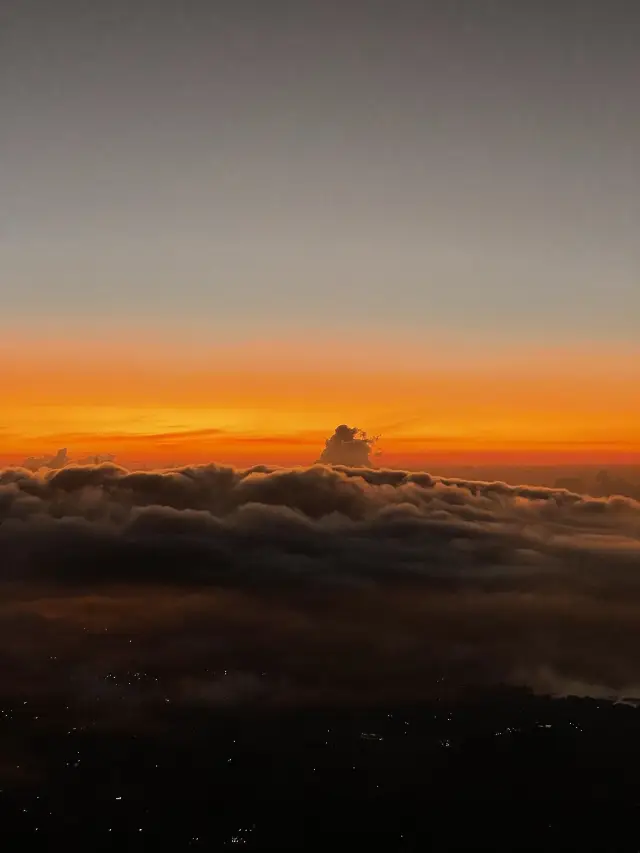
[{"x1": 2, "y1": 0, "x2": 639, "y2": 467}]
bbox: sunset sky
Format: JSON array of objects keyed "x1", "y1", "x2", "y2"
[{"x1": 3, "y1": 1, "x2": 639, "y2": 468}]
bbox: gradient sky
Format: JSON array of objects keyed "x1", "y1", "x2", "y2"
[{"x1": 2, "y1": 0, "x2": 639, "y2": 466}]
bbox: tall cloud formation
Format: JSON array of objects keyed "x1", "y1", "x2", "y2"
[
  {"x1": 316, "y1": 424, "x2": 377, "y2": 467},
  {"x1": 1, "y1": 460, "x2": 640, "y2": 700},
  {"x1": 21, "y1": 447, "x2": 70, "y2": 472}
]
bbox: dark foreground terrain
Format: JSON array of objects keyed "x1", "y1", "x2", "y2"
[{"x1": 2, "y1": 685, "x2": 640, "y2": 850}]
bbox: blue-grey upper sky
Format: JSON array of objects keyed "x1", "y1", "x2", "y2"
[{"x1": 2, "y1": 0, "x2": 639, "y2": 342}]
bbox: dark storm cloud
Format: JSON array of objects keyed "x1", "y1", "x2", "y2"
[
  {"x1": 316, "y1": 425, "x2": 377, "y2": 467},
  {"x1": 1, "y1": 461, "x2": 640, "y2": 699}
]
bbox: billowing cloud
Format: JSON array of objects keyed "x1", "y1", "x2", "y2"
[
  {"x1": 21, "y1": 447, "x2": 69, "y2": 471},
  {"x1": 19, "y1": 448, "x2": 116, "y2": 471},
  {"x1": 74, "y1": 453, "x2": 116, "y2": 466},
  {"x1": 1, "y1": 460, "x2": 640, "y2": 701},
  {"x1": 316, "y1": 425, "x2": 377, "y2": 467}
]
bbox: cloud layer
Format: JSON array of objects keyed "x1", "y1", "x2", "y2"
[{"x1": 1, "y1": 461, "x2": 640, "y2": 700}]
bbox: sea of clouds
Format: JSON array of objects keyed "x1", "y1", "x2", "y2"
[{"x1": 1, "y1": 461, "x2": 640, "y2": 703}]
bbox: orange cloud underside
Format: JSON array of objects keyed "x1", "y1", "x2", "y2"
[{"x1": 2, "y1": 333, "x2": 639, "y2": 467}]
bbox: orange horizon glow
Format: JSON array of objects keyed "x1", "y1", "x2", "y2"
[{"x1": 2, "y1": 332, "x2": 639, "y2": 469}]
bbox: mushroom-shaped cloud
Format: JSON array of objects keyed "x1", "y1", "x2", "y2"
[{"x1": 316, "y1": 425, "x2": 378, "y2": 468}]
